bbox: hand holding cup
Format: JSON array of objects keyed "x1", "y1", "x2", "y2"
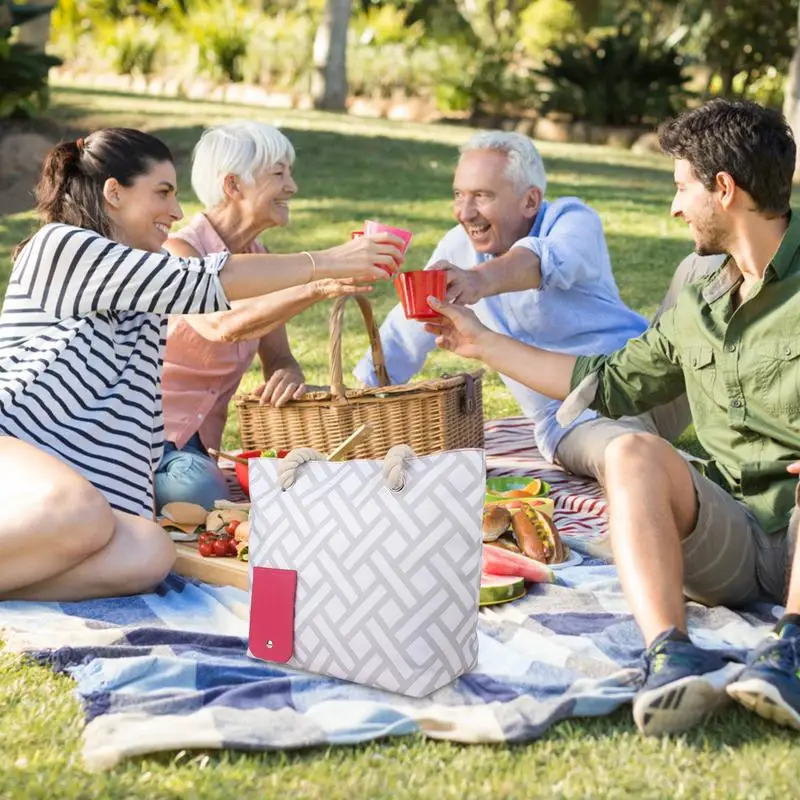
[
  {"x1": 364, "y1": 220, "x2": 413, "y2": 276},
  {"x1": 322, "y1": 232, "x2": 406, "y2": 281},
  {"x1": 431, "y1": 260, "x2": 489, "y2": 306},
  {"x1": 423, "y1": 298, "x2": 491, "y2": 360}
]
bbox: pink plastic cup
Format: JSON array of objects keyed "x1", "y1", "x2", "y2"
[
  {"x1": 394, "y1": 269, "x2": 446, "y2": 320},
  {"x1": 364, "y1": 220, "x2": 413, "y2": 252},
  {"x1": 364, "y1": 220, "x2": 412, "y2": 276}
]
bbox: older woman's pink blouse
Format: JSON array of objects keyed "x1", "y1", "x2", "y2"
[{"x1": 162, "y1": 213, "x2": 262, "y2": 451}]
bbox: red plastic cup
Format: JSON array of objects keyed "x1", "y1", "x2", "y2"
[
  {"x1": 394, "y1": 269, "x2": 446, "y2": 320},
  {"x1": 351, "y1": 230, "x2": 364, "y2": 239}
]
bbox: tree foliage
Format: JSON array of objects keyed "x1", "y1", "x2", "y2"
[
  {"x1": 700, "y1": 0, "x2": 798, "y2": 98},
  {"x1": 536, "y1": 10, "x2": 690, "y2": 126}
]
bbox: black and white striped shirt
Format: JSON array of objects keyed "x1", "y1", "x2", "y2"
[{"x1": 0, "y1": 223, "x2": 230, "y2": 518}]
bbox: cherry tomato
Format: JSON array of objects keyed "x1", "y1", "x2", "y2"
[
  {"x1": 277, "y1": 449, "x2": 289, "y2": 458},
  {"x1": 227, "y1": 541, "x2": 238, "y2": 557},
  {"x1": 198, "y1": 531, "x2": 213, "y2": 545},
  {"x1": 226, "y1": 520, "x2": 240, "y2": 536},
  {"x1": 199, "y1": 542, "x2": 214, "y2": 558},
  {"x1": 212, "y1": 539, "x2": 230, "y2": 557}
]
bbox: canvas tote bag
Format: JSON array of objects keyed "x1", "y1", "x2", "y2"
[{"x1": 247, "y1": 445, "x2": 485, "y2": 697}]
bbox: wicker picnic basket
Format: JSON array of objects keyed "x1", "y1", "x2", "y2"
[{"x1": 235, "y1": 295, "x2": 484, "y2": 459}]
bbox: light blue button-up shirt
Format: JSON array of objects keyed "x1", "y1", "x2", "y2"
[{"x1": 353, "y1": 197, "x2": 648, "y2": 461}]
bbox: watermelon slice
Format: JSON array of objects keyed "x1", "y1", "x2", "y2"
[
  {"x1": 480, "y1": 574, "x2": 526, "y2": 606},
  {"x1": 482, "y1": 543, "x2": 555, "y2": 583}
]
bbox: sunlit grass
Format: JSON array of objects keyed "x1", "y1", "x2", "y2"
[{"x1": 0, "y1": 87, "x2": 770, "y2": 798}]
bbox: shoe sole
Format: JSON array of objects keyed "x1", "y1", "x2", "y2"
[
  {"x1": 633, "y1": 673, "x2": 730, "y2": 736},
  {"x1": 728, "y1": 678, "x2": 800, "y2": 731}
]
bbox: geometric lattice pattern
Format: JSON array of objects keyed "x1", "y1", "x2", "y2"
[{"x1": 248, "y1": 450, "x2": 486, "y2": 696}]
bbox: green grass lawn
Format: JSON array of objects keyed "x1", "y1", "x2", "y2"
[{"x1": 0, "y1": 85, "x2": 793, "y2": 798}]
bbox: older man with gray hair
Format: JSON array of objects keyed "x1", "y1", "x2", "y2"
[{"x1": 355, "y1": 131, "x2": 703, "y2": 480}]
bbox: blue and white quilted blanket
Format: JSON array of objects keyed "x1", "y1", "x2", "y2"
[{"x1": 0, "y1": 419, "x2": 779, "y2": 769}]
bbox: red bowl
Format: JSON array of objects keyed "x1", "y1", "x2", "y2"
[
  {"x1": 234, "y1": 449, "x2": 290, "y2": 497},
  {"x1": 234, "y1": 450, "x2": 262, "y2": 498}
]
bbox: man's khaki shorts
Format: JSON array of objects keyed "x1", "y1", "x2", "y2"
[{"x1": 683, "y1": 466, "x2": 797, "y2": 607}]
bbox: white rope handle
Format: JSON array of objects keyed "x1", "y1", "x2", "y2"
[
  {"x1": 277, "y1": 448, "x2": 326, "y2": 490},
  {"x1": 277, "y1": 445, "x2": 417, "y2": 491},
  {"x1": 381, "y1": 445, "x2": 416, "y2": 492}
]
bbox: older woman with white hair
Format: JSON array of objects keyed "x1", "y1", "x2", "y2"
[{"x1": 155, "y1": 120, "x2": 376, "y2": 511}]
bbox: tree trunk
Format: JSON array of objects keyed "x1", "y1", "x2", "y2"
[
  {"x1": 719, "y1": 64, "x2": 735, "y2": 98},
  {"x1": 783, "y1": 4, "x2": 800, "y2": 176},
  {"x1": 311, "y1": 0, "x2": 352, "y2": 111}
]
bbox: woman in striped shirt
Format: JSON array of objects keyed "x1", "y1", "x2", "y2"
[{"x1": 0, "y1": 128, "x2": 403, "y2": 601}]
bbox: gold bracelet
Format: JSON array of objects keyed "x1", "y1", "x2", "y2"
[{"x1": 301, "y1": 251, "x2": 316, "y2": 283}]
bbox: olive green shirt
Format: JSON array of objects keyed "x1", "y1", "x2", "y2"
[{"x1": 570, "y1": 214, "x2": 800, "y2": 534}]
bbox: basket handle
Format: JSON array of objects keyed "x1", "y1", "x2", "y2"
[{"x1": 329, "y1": 295, "x2": 390, "y2": 400}]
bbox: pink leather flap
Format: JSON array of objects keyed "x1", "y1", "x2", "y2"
[{"x1": 249, "y1": 567, "x2": 297, "y2": 663}]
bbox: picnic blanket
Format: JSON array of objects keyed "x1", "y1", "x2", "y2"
[{"x1": 0, "y1": 418, "x2": 782, "y2": 770}]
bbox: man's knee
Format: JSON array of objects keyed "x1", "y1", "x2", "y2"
[
  {"x1": 555, "y1": 417, "x2": 652, "y2": 483},
  {"x1": 604, "y1": 431, "x2": 673, "y2": 475},
  {"x1": 605, "y1": 432, "x2": 698, "y2": 536},
  {"x1": 603, "y1": 432, "x2": 692, "y2": 497}
]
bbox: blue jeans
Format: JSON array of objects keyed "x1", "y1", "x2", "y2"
[{"x1": 154, "y1": 433, "x2": 231, "y2": 512}]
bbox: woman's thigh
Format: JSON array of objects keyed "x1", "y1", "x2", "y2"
[
  {"x1": 2, "y1": 508, "x2": 176, "y2": 601},
  {"x1": 0, "y1": 436, "x2": 115, "y2": 592}
]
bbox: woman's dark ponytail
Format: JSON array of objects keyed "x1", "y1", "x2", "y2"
[
  {"x1": 14, "y1": 128, "x2": 173, "y2": 259},
  {"x1": 34, "y1": 140, "x2": 104, "y2": 234}
]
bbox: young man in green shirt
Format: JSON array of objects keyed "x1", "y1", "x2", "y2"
[{"x1": 427, "y1": 98, "x2": 800, "y2": 737}]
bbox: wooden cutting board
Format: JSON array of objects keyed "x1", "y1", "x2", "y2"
[{"x1": 174, "y1": 542, "x2": 249, "y2": 591}]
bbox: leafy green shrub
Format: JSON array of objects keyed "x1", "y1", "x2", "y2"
[
  {"x1": 347, "y1": 4, "x2": 438, "y2": 100},
  {"x1": 51, "y1": 0, "x2": 184, "y2": 58},
  {"x1": 351, "y1": 4, "x2": 424, "y2": 46},
  {"x1": 736, "y1": 66, "x2": 786, "y2": 110},
  {"x1": 518, "y1": 0, "x2": 582, "y2": 58},
  {"x1": 0, "y1": 0, "x2": 62, "y2": 118},
  {"x1": 97, "y1": 18, "x2": 161, "y2": 78},
  {"x1": 348, "y1": 39, "x2": 470, "y2": 103},
  {"x1": 240, "y1": 10, "x2": 314, "y2": 92},
  {"x1": 437, "y1": 45, "x2": 535, "y2": 118},
  {"x1": 182, "y1": 6, "x2": 251, "y2": 83},
  {"x1": 699, "y1": 1, "x2": 796, "y2": 99},
  {"x1": 535, "y1": 13, "x2": 690, "y2": 126}
]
